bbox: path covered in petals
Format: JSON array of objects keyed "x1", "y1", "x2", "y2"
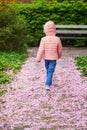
[{"x1": 0, "y1": 47, "x2": 87, "y2": 130}]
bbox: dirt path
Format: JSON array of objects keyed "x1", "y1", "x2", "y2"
[{"x1": 0, "y1": 47, "x2": 87, "y2": 130}]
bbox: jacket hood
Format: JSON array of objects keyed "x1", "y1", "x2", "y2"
[{"x1": 43, "y1": 21, "x2": 56, "y2": 36}]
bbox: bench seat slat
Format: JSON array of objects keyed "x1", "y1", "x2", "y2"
[
  {"x1": 56, "y1": 30, "x2": 87, "y2": 34},
  {"x1": 56, "y1": 25, "x2": 87, "y2": 29}
]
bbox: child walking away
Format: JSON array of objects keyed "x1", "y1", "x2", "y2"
[{"x1": 36, "y1": 21, "x2": 62, "y2": 91}]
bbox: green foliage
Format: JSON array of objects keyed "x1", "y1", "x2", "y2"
[
  {"x1": 0, "y1": 89, "x2": 7, "y2": 96},
  {"x1": 52, "y1": 0, "x2": 83, "y2": 2},
  {"x1": 0, "y1": 71, "x2": 13, "y2": 84},
  {"x1": 10, "y1": 1, "x2": 87, "y2": 47},
  {"x1": 74, "y1": 40, "x2": 85, "y2": 47},
  {"x1": 75, "y1": 56, "x2": 87, "y2": 76},
  {"x1": 0, "y1": 51, "x2": 28, "y2": 84},
  {"x1": 0, "y1": 6, "x2": 29, "y2": 51}
]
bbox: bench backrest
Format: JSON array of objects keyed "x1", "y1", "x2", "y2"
[{"x1": 56, "y1": 25, "x2": 87, "y2": 39}]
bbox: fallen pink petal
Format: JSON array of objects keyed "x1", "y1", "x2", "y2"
[{"x1": 0, "y1": 47, "x2": 87, "y2": 130}]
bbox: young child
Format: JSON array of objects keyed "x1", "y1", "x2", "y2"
[{"x1": 36, "y1": 21, "x2": 62, "y2": 90}]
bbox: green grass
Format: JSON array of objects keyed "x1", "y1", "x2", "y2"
[
  {"x1": 0, "y1": 51, "x2": 28, "y2": 96},
  {"x1": 0, "y1": 51, "x2": 28, "y2": 85},
  {"x1": 75, "y1": 56, "x2": 87, "y2": 77},
  {"x1": 0, "y1": 90, "x2": 7, "y2": 96}
]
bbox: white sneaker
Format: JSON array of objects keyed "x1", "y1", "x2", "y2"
[{"x1": 45, "y1": 86, "x2": 51, "y2": 91}]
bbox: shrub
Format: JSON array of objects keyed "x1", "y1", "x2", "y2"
[
  {"x1": 10, "y1": 1, "x2": 87, "y2": 47},
  {"x1": 0, "y1": 5, "x2": 29, "y2": 51},
  {"x1": 0, "y1": 51, "x2": 28, "y2": 84},
  {"x1": 75, "y1": 56, "x2": 87, "y2": 76}
]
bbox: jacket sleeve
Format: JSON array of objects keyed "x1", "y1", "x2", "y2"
[
  {"x1": 57, "y1": 38, "x2": 63, "y2": 58},
  {"x1": 36, "y1": 38, "x2": 45, "y2": 62}
]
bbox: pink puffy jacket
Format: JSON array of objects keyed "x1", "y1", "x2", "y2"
[{"x1": 36, "y1": 21, "x2": 62, "y2": 61}]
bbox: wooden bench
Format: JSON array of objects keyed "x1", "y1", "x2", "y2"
[{"x1": 56, "y1": 25, "x2": 87, "y2": 39}]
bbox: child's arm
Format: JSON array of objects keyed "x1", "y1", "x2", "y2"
[
  {"x1": 36, "y1": 38, "x2": 45, "y2": 62},
  {"x1": 57, "y1": 38, "x2": 63, "y2": 58}
]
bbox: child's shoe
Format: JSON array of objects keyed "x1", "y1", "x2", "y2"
[{"x1": 45, "y1": 85, "x2": 51, "y2": 91}]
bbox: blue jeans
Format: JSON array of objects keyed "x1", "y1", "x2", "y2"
[{"x1": 45, "y1": 60, "x2": 56, "y2": 87}]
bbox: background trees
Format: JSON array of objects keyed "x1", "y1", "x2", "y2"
[
  {"x1": 9, "y1": 0, "x2": 87, "y2": 47},
  {"x1": 0, "y1": 0, "x2": 87, "y2": 49},
  {"x1": 0, "y1": 3, "x2": 29, "y2": 51}
]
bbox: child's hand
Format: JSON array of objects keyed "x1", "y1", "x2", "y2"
[
  {"x1": 36, "y1": 59, "x2": 40, "y2": 62},
  {"x1": 35, "y1": 60, "x2": 40, "y2": 67},
  {"x1": 37, "y1": 60, "x2": 40, "y2": 62}
]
